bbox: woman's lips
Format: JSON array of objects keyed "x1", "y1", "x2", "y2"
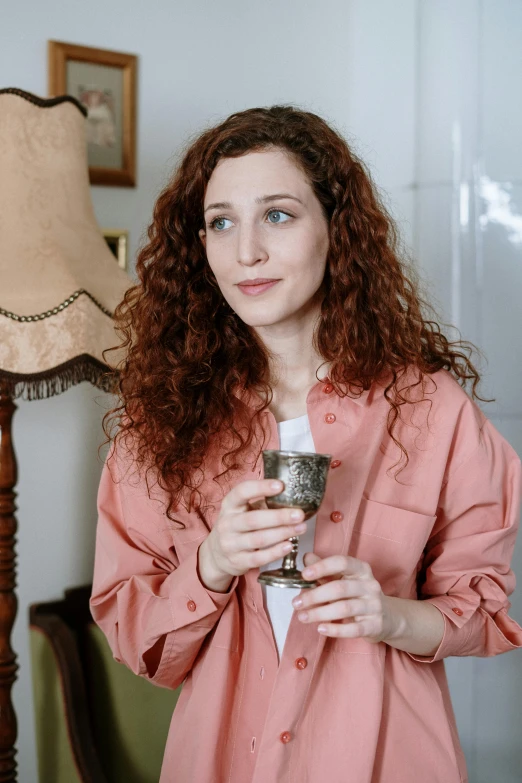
[{"x1": 237, "y1": 280, "x2": 280, "y2": 296}]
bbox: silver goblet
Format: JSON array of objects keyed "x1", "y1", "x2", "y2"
[{"x1": 257, "y1": 449, "x2": 332, "y2": 589}]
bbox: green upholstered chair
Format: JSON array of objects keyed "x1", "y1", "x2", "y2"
[{"x1": 29, "y1": 585, "x2": 182, "y2": 783}]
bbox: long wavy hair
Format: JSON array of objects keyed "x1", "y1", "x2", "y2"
[{"x1": 102, "y1": 104, "x2": 489, "y2": 523}]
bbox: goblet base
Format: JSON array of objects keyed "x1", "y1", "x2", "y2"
[{"x1": 257, "y1": 568, "x2": 318, "y2": 589}]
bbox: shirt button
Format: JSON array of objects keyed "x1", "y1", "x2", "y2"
[
  {"x1": 330, "y1": 511, "x2": 344, "y2": 523},
  {"x1": 280, "y1": 731, "x2": 292, "y2": 744},
  {"x1": 295, "y1": 657, "x2": 308, "y2": 669},
  {"x1": 187, "y1": 600, "x2": 197, "y2": 612},
  {"x1": 322, "y1": 383, "x2": 334, "y2": 394},
  {"x1": 452, "y1": 607, "x2": 463, "y2": 616},
  {"x1": 330, "y1": 459, "x2": 341, "y2": 469},
  {"x1": 324, "y1": 413, "x2": 336, "y2": 424}
]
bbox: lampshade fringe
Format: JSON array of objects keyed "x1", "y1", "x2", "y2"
[{"x1": 0, "y1": 356, "x2": 118, "y2": 400}]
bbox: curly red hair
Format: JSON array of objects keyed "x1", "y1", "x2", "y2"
[{"x1": 102, "y1": 104, "x2": 489, "y2": 524}]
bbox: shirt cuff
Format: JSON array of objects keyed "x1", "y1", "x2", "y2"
[
  {"x1": 407, "y1": 595, "x2": 522, "y2": 663},
  {"x1": 168, "y1": 546, "x2": 239, "y2": 631}
]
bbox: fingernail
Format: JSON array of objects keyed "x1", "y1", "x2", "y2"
[
  {"x1": 292, "y1": 598, "x2": 303, "y2": 608},
  {"x1": 271, "y1": 481, "x2": 282, "y2": 490},
  {"x1": 318, "y1": 625, "x2": 327, "y2": 633},
  {"x1": 298, "y1": 612, "x2": 308, "y2": 621},
  {"x1": 302, "y1": 568, "x2": 314, "y2": 578}
]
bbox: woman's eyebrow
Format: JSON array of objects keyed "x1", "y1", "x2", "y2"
[{"x1": 204, "y1": 193, "x2": 303, "y2": 214}]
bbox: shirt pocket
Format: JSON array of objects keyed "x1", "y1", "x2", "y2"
[
  {"x1": 348, "y1": 497, "x2": 436, "y2": 595},
  {"x1": 324, "y1": 499, "x2": 436, "y2": 657}
]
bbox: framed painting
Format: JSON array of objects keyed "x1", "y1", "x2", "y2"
[
  {"x1": 103, "y1": 229, "x2": 129, "y2": 270},
  {"x1": 48, "y1": 40, "x2": 137, "y2": 187}
]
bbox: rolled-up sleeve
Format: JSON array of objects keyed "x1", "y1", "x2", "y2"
[
  {"x1": 408, "y1": 418, "x2": 522, "y2": 663},
  {"x1": 90, "y1": 445, "x2": 238, "y2": 689}
]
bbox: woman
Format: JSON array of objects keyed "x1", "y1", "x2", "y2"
[{"x1": 90, "y1": 105, "x2": 522, "y2": 783}]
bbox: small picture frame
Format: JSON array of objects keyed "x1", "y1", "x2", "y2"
[
  {"x1": 103, "y1": 229, "x2": 129, "y2": 271},
  {"x1": 48, "y1": 40, "x2": 137, "y2": 187}
]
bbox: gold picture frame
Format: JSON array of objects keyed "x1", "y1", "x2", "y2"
[
  {"x1": 103, "y1": 229, "x2": 128, "y2": 271},
  {"x1": 48, "y1": 40, "x2": 137, "y2": 187}
]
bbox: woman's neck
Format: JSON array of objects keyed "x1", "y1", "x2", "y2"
[
  {"x1": 264, "y1": 362, "x2": 330, "y2": 423},
  {"x1": 250, "y1": 301, "x2": 330, "y2": 419}
]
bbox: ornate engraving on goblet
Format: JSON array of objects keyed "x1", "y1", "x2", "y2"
[{"x1": 257, "y1": 450, "x2": 332, "y2": 589}]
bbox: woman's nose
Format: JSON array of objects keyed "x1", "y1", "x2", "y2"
[{"x1": 236, "y1": 225, "x2": 268, "y2": 266}]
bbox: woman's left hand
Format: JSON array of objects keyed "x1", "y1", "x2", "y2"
[{"x1": 292, "y1": 552, "x2": 395, "y2": 643}]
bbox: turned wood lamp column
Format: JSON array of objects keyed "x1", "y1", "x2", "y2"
[
  {"x1": 0, "y1": 88, "x2": 131, "y2": 780},
  {"x1": 0, "y1": 390, "x2": 18, "y2": 781}
]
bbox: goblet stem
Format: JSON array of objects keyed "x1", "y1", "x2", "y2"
[{"x1": 281, "y1": 536, "x2": 299, "y2": 571}]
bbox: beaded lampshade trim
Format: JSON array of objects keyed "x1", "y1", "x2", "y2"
[
  {"x1": 0, "y1": 289, "x2": 114, "y2": 321},
  {"x1": 0, "y1": 87, "x2": 88, "y2": 117}
]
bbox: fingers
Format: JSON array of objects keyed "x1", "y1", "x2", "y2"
[
  {"x1": 222, "y1": 478, "x2": 284, "y2": 514},
  {"x1": 294, "y1": 575, "x2": 373, "y2": 610},
  {"x1": 303, "y1": 552, "x2": 320, "y2": 568},
  {"x1": 221, "y1": 479, "x2": 306, "y2": 536},
  {"x1": 212, "y1": 479, "x2": 309, "y2": 577},
  {"x1": 238, "y1": 505, "x2": 305, "y2": 532},
  {"x1": 225, "y1": 538, "x2": 296, "y2": 574},
  {"x1": 291, "y1": 557, "x2": 384, "y2": 636},
  {"x1": 248, "y1": 497, "x2": 269, "y2": 511},
  {"x1": 237, "y1": 523, "x2": 306, "y2": 552},
  {"x1": 302, "y1": 555, "x2": 373, "y2": 583},
  {"x1": 248, "y1": 539, "x2": 295, "y2": 569},
  {"x1": 315, "y1": 620, "x2": 377, "y2": 638},
  {"x1": 296, "y1": 597, "x2": 383, "y2": 625}
]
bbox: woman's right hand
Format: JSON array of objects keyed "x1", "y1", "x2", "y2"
[{"x1": 198, "y1": 479, "x2": 307, "y2": 592}]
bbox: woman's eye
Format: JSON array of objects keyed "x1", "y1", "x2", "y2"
[
  {"x1": 209, "y1": 209, "x2": 292, "y2": 232},
  {"x1": 267, "y1": 209, "x2": 291, "y2": 224},
  {"x1": 210, "y1": 217, "x2": 233, "y2": 231}
]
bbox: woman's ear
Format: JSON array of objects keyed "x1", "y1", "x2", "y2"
[{"x1": 198, "y1": 228, "x2": 206, "y2": 248}]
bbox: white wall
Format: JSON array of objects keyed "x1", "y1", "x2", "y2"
[
  {"x1": 414, "y1": 3, "x2": 522, "y2": 781},
  {"x1": 1, "y1": 1, "x2": 520, "y2": 781}
]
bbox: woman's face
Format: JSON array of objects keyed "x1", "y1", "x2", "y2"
[{"x1": 199, "y1": 148, "x2": 330, "y2": 334}]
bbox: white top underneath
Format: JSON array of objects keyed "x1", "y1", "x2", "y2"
[{"x1": 258, "y1": 413, "x2": 317, "y2": 663}]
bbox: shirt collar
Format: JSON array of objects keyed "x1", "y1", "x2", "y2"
[
  {"x1": 233, "y1": 379, "x2": 373, "y2": 409},
  {"x1": 348, "y1": 385, "x2": 371, "y2": 407}
]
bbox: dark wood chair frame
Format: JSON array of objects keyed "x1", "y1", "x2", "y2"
[{"x1": 29, "y1": 585, "x2": 109, "y2": 783}]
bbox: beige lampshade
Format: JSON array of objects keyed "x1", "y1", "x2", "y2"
[{"x1": 0, "y1": 88, "x2": 132, "y2": 399}]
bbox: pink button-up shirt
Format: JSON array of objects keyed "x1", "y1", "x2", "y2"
[{"x1": 90, "y1": 369, "x2": 522, "y2": 783}]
